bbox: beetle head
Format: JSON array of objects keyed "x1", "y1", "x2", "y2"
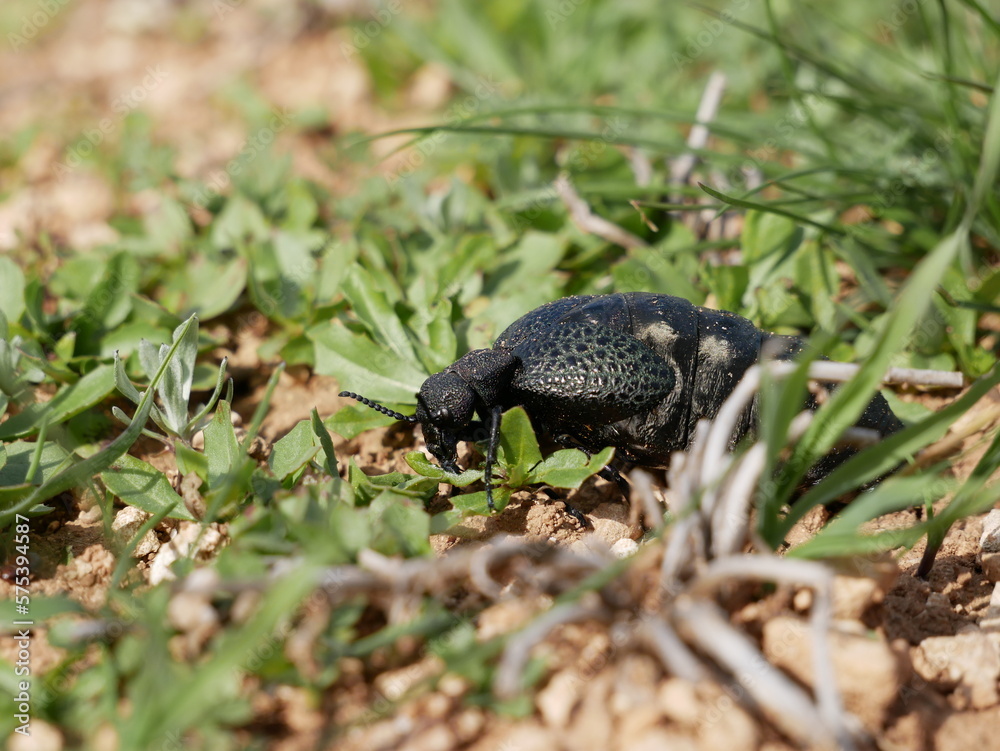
[
  {"x1": 414, "y1": 371, "x2": 477, "y2": 471},
  {"x1": 339, "y1": 370, "x2": 478, "y2": 473}
]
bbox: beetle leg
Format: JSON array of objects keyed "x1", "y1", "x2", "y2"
[
  {"x1": 598, "y1": 464, "x2": 632, "y2": 501},
  {"x1": 563, "y1": 502, "x2": 591, "y2": 528},
  {"x1": 484, "y1": 404, "x2": 503, "y2": 512},
  {"x1": 549, "y1": 431, "x2": 632, "y2": 503}
]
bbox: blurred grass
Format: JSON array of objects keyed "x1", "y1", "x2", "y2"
[{"x1": 1, "y1": 0, "x2": 999, "y2": 746}]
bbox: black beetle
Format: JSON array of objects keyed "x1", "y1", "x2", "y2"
[{"x1": 340, "y1": 292, "x2": 903, "y2": 510}]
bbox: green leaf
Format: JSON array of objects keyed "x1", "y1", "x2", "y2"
[
  {"x1": 405, "y1": 451, "x2": 481, "y2": 486},
  {"x1": 421, "y1": 299, "x2": 459, "y2": 373},
  {"x1": 204, "y1": 400, "x2": 243, "y2": 488},
  {"x1": 269, "y1": 419, "x2": 320, "y2": 480},
  {"x1": 967, "y1": 66, "x2": 1000, "y2": 221},
  {"x1": 81, "y1": 252, "x2": 138, "y2": 331},
  {"x1": 325, "y1": 401, "x2": 400, "y2": 440},
  {"x1": 175, "y1": 440, "x2": 208, "y2": 480},
  {"x1": 328, "y1": 500, "x2": 372, "y2": 557},
  {"x1": 528, "y1": 446, "x2": 614, "y2": 489},
  {"x1": 310, "y1": 408, "x2": 339, "y2": 478},
  {"x1": 309, "y1": 320, "x2": 427, "y2": 404},
  {"x1": 451, "y1": 486, "x2": 512, "y2": 515},
  {"x1": 0, "y1": 257, "x2": 25, "y2": 325},
  {"x1": 497, "y1": 407, "x2": 542, "y2": 487},
  {"x1": 346, "y1": 457, "x2": 438, "y2": 506},
  {"x1": 368, "y1": 490, "x2": 432, "y2": 557},
  {"x1": 0, "y1": 441, "x2": 69, "y2": 488},
  {"x1": 159, "y1": 315, "x2": 200, "y2": 434},
  {"x1": 280, "y1": 180, "x2": 319, "y2": 231},
  {"x1": 114, "y1": 350, "x2": 143, "y2": 405},
  {"x1": 0, "y1": 595, "x2": 83, "y2": 626},
  {"x1": 185, "y1": 358, "x2": 231, "y2": 433},
  {"x1": 0, "y1": 364, "x2": 115, "y2": 439},
  {"x1": 144, "y1": 195, "x2": 193, "y2": 251},
  {"x1": 100, "y1": 454, "x2": 195, "y2": 521},
  {"x1": 211, "y1": 194, "x2": 270, "y2": 249},
  {"x1": 180, "y1": 256, "x2": 248, "y2": 319},
  {"x1": 342, "y1": 265, "x2": 420, "y2": 364},
  {"x1": 430, "y1": 508, "x2": 466, "y2": 533},
  {"x1": 741, "y1": 210, "x2": 803, "y2": 264}
]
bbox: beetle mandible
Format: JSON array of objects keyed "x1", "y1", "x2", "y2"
[{"x1": 340, "y1": 292, "x2": 904, "y2": 511}]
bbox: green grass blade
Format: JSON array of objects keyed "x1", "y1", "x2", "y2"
[
  {"x1": 759, "y1": 228, "x2": 966, "y2": 547},
  {"x1": 780, "y1": 365, "x2": 1000, "y2": 536}
]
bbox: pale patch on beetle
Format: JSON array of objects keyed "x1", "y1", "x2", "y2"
[
  {"x1": 638, "y1": 321, "x2": 685, "y2": 391},
  {"x1": 639, "y1": 321, "x2": 679, "y2": 352},
  {"x1": 698, "y1": 334, "x2": 732, "y2": 366}
]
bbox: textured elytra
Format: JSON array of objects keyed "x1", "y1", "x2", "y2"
[{"x1": 509, "y1": 320, "x2": 675, "y2": 424}]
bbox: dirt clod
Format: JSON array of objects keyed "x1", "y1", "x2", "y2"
[
  {"x1": 111, "y1": 506, "x2": 160, "y2": 558},
  {"x1": 912, "y1": 632, "x2": 1000, "y2": 709},
  {"x1": 762, "y1": 615, "x2": 907, "y2": 732}
]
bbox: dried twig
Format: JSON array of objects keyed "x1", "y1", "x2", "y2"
[
  {"x1": 555, "y1": 173, "x2": 649, "y2": 249},
  {"x1": 669, "y1": 71, "x2": 727, "y2": 190},
  {"x1": 687, "y1": 556, "x2": 860, "y2": 750},
  {"x1": 674, "y1": 596, "x2": 854, "y2": 750},
  {"x1": 636, "y1": 617, "x2": 710, "y2": 684},
  {"x1": 630, "y1": 468, "x2": 666, "y2": 530},
  {"x1": 493, "y1": 599, "x2": 603, "y2": 698},
  {"x1": 809, "y1": 361, "x2": 964, "y2": 389}
]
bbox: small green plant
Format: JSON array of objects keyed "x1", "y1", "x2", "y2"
[
  {"x1": 112, "y1": 314, "x2": 230, "y2": 445},
  {"x1": 405, "y1": 406, "x2": 614, "y2": 517}
]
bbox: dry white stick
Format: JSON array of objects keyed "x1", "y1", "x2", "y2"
[
  {"x1": 660, "y1": 421, "x2": 713, "y2": 588},
  {"x1": 675, "y1": 597, "x2": 851, "y2": 750},
  {"x1": 637, "y1": 617, "x2": 710, "y2": 684},
  {"x1": 808, "y1": 361, "x2": 964, "y2": 388},
  {"x1": 670, "y1": 71, "x2": 727, "y2": 188},
  {"x1": 718, "y1": 358, "x2": 964, "y2": 389},
  {"x1": 689, "y1": 556, "x2": 859, "y2": 750},
  {"x1": 555, "y1": 173, "x2": 649, "y2": 249},
  {"x1": 700, "y1": 366, "x2": 762, "y2": 491},
  {"x1": 630, "y1": 468, "x2": 666, "y2": 530},
  {"x1": 660, "y1": 512, "x2": 704, "y2": 591},
  {"x1": 627, "y1": 147, "x2": 653, "y2": 187},
  {"x1": 710, "y1": 442, "x2": 767, "y2": 558},
  {"x1": 493, "y1": 601, "x2": 600, "y2": 698}
]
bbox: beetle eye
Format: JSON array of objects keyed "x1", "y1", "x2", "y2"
[{"x1": 433, "y1": 407, "x2": 452, "y2": 424}]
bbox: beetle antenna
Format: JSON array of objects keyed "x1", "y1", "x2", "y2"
[
  {"x1": 484, "y1": 404, "x2": 503, "y2": 513},
  {"x1": 339, "y1": 391, "x2": 418, "y2": 423}
]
